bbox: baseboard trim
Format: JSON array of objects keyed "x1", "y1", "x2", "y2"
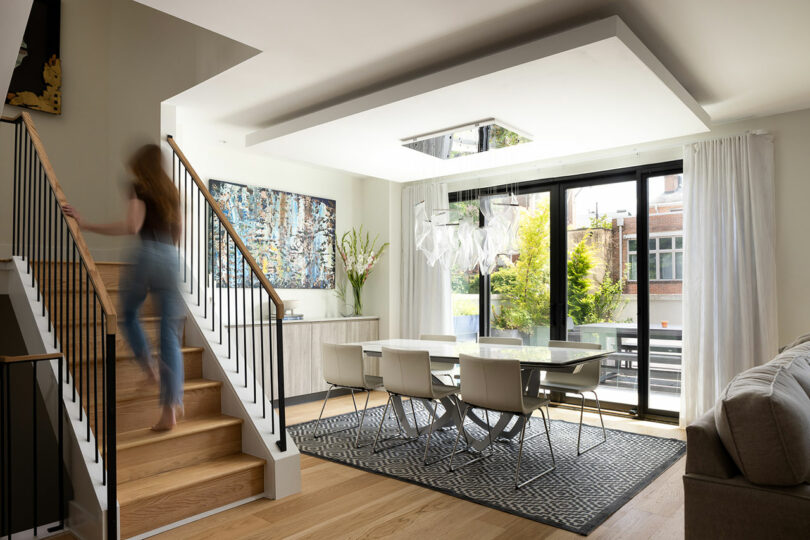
[
  {"x1": 275, "y1": 387, "x2": 354, "y2": 407},
  {"x1": 129, "y1": 494, "x2": 264, "y2": 539}
]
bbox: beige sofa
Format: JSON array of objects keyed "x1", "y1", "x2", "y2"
[{"x1": 684, "y1": 339, "x2": 810, "y2": 539}]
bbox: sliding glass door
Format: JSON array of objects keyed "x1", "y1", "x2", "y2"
[
  {"x1": 450, "y1": 161, "x2": 683, "y2": 419},
  {"x1": 564, "y1": 180, "x2": 638, "y2": 408}
]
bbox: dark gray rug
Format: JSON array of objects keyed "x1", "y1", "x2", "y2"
[{"x1": 289, "y1": 403, "x2": 685, "y2": 535}]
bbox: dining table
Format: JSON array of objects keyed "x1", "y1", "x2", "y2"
[{"x1": 355, "y1": 339, "x2": 612, "y2": 452}]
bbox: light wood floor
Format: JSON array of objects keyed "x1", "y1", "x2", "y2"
[{"x1": 155, "y1": 392, "x2": 686, "y2": 540}]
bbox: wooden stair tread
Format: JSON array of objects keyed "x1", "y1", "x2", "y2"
[
  {"x1": 103, "y1": 378, "x2": 221, "y2": 404},
  {"x1": 117, "y1": 453, "x2": 264, "y2": 505},
  {"x1": 104, "y1": 345, "x2": 203, "y2": 362},
  {"x1": 117, "y1": 415, "x2": 242, "y2": 451},
  {"x1": 56, "y1": 316, "x2": 182, "y2": 327}
]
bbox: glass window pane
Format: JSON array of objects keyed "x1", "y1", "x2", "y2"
[
  {"x1": 675, "y1": 236, "x2": 683, "y2": 249},
  {"x1": 675, "y1": 251, "x2": 684, "y2": 279},
  {"x1": 660, "y1": 252, "x2": 673, "y2": 279},
  {"x1": 628, "y1": 239, "x2": 637, "y2": 252},
  {"x1": 649, "y1": 238, "x2": 657, "y2": 250},
  {"x1": 629, "y1": 254, "x2": 637, "y2": 280},
  {"x1": 659, "y1": 237, "x2": 672, "y2": 250},
  {"x1": 649, "y1": 253, "x2": 657, "y2": 279},
  {"x1": 450, "y1": 200, "x2": 481, "y2": 341}
]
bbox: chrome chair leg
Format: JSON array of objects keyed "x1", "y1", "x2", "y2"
[
  {"x1": 576, "y1": 391, "x2": 608, "y2": 455},
  {"x1": 313, "y1": 385, "x2": 334, "y2": 438},
  {"x1": 515, "y1": 407, "x2": 556, "y2": 489},
  {"x1": 371, "y1": 394, "x2": 392, "y2": 453},
  {"x1": 449, "y1": 407, "x2": 494, "y2": 472},
  {"x1": 353, "y1": 390, "x2": 372, "y2": 448},
  {"x1": 448, "y1": 404, "x2": 469, "y2": 471},
  {"x1": 350, "y1": 389, "x2": 359, "y2": 423}
]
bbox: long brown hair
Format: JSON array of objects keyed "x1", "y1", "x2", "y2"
[{"x1": 129, "y1": 144, "x2": 181, "y2": 243}]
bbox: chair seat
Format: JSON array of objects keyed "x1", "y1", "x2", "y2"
[
  {"x1": 521, "y1": 395, "x2": 550, "y2": 416},
  {"x1": 430, "y1": 361, "x2": 455, "y2": 374},
  {"x1": 539, "y1": 381, "x2": 598, "y2": 394}
]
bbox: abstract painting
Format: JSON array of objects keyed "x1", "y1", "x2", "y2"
[
  {"x1": 5, "y1": 0, "x2": 62, "y2": 115},
  {"x1": 209, "y1": 180, "x2": 336, "y2": 289}
]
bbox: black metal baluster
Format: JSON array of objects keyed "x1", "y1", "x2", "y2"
[
  {"x1": 235, "y1": 242, "x2": 239, "y2": 372},
  {"x1": 101, "y1": 315, "x2": 106, "y2": 486},
  {"x1": 71, "y1": 242, "x2": 76, "y2": 401},
  {"x1": 93, "y1": 295, "x2": 98, "y2": 462},
  {"x1": 269, "y1": 307, "x2": 274, "y2": 433},
  {"x1": 219, "y1": 220, "x2": 223, "y2": 343},
  {"x1": 34, "y1": 153, "x2": 40, "y2": 289},
  {"x1": 12, "y1": 123, "x2": 19, "y2": 255},
  {"x1": 104, "y1": 331, "x2": 117, "y2": 540},
  {"x1": 259, "y1": 288, "x2": 264, "y2": 414},
  {"x1": 32, "y1": 361, "x2": 38, "y2": 537},
  {"x1": 50, "y1": 191, "x2": 55, "y2": 340},
  {"x1": 197, "y1": 188, "x2": 201, "y2": 306},
  {"x1": 205, "y1": 200, "x2": 209, "y2": 321},
  {"x1": 227, "y1": 237, "x2": 232, "y2": 360},
  {"x1": 26, "y1": 134, "x2": 32, "y2": 270},
  {"x1": 78, "y1": 256, "x2": 84, "y2": 422},
  {"x1": 241, "y1": 253, "x2": 246, "y2": 379},
  {"x1": 184, "y1": 170, "x2": 188, "y2": 285},
  {"x1": 85, "y1": 270, "x2": 91, "y2": 442},
  {"x1": 251, "y1": 271, "x2": 256, "y2": 398},
  {"x1": 56, "y1": 352, "x2": 64, "y2": 531},
  {"x1": 5, "y1": 363, "x2": 11, "y2": 534},
  {"x1": 0, "y1": 365, "x2": 4, "y2": 537},
  {"x1": 276, "y1": 319, "x2": 286, "y2": 451}
]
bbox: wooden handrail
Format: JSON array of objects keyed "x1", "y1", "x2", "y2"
[
  {"x1": 0, "y1": 352, "x2": 64, "y2": 364},
  {"x1": 20, "y1": 112, "x2": 118, "y2": 331},
  {"x1": 166, "y1": 135, "x2": 285, "y2": 319},
  {"x1": 0, "y1": 115, "x2": 18, "y2": 123}
]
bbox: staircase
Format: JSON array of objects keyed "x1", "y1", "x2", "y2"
[
  {"x1": 2, "y1": 113, "x2": 294, "y2": 539},
  {"x1": 47, "y1": 262, "x2": 266, "y2": 538}
]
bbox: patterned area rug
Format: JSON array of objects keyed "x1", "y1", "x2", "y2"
[{"x1": 289, "y1": 403, "x2": 685, "y2": 535}]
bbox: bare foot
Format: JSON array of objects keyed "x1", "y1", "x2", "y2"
[{"x1": 151, "y1": 405, "x2": 176, "y2": 432}]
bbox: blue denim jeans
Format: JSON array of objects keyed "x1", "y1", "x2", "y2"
[{"x1": 121, "y1": 240, "x2": 183, "y2": 407}]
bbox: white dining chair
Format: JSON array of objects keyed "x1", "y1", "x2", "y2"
[
  {"x1": 542, "y1": 340, "x2": 607, "y2": 455},
  {"x1": 315, "y1": 343, "x2": 384, "y2": 448},
  {"x1": 372, "y1": 347, "x2": 463, "y2": 465},
  {"x1": 420, "y1": 333, "x2": 458, "y2": 385},
  {"x1": 450, "y1": 354, "x2": 555, "y2": 488},
  {"x1": 478, "y1": 336, "x2": 523, "y2": 346}
]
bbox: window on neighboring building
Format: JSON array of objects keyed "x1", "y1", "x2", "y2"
[{"x1": 628, "y1": 235, "x2": 683, "y2": 281}]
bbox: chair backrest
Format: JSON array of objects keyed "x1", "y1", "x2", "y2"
[
  {"x1": 479, "y1": 336, "x2": 523, "y2": 346},
  {"x1": 380, "y1": 347, "x2": 434, "y2": 399},
  {"x1": 459, "y1": 354, "x2": 525, "y2": 414},
  {"x1": 545, "y1": 340, "x2": 603, "y2": 387},
  {"x1": 322, "y1": 343, "x2": 366, "y2": 388},
  {"x1": 420, "y1": 334, "x2": 457, "y2": 342}
]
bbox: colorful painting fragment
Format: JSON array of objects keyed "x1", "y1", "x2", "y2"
[{"x1": 209, "y1": 180, "x2": 336, "y2": 289}]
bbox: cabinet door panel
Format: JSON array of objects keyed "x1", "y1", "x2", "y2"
[
  {"x1": 269, "y1": 322, "x2": 312, "y2": 398},
  {"x1": 348, "y1": 320, "x2": 381, "y2": 376}
]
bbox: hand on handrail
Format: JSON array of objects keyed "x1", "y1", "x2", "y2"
[{"x1": 62, "y1": 203, "x2": 84, "y2": 227}]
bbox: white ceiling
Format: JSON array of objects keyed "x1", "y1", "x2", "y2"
[
  {"x1": 246, "y1": 18, "x2": 709, "y2": 181},
  {"x1": 137, "y1": 0, "x2": 810, "y2": 179}
]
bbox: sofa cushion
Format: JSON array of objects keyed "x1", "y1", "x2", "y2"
[{"x1": 715, "y1": 351, "x2": 810, "y2": 486}]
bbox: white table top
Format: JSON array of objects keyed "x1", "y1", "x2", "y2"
[{"x1": 355, "y1": 339, "x2": 611, "y2": 367}]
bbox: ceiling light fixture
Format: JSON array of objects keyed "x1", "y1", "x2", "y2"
[{"x1": 402, "y1": 118, "x2": 531, "y2": 160}]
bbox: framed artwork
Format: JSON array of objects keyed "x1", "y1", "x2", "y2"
[
  {"x1": 5, "y1": 0, "x2": 62, "y2": 115},
  {"x1": 209, "y1": 179, "x2": 336, "y2": 289}
]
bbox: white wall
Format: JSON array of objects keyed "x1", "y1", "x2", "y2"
[
  {"x1": 430, "y1": 107, "x2": 810, "y2": 347},
  {"x1": 171, "y1": 129, "x2": 373, "y2": 319},
  {"x1": 0, "y1": 0, "x2": 256, "y2": 260},
  {"x1": 0, "y1": 1, "x2": 33, "y2": 102}
]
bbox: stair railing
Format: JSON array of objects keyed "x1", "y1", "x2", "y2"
[
  {"x1": 166, "y1": 135, "x2": 287, "y2": 451},
  {"x1": 2, "y1": 112, "x2": 118, "y2": 538}
]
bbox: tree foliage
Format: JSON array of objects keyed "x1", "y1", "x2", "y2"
[{"x1": 491, "y1": 202, "x2": 627, "y2": 332}]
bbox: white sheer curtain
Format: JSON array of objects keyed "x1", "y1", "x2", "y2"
[
  {"x1": 680, "y1": 132, "x2": 778, "y2": 426},
  {"x1": 400, "y1": 183, "x2": 453, "y2": 338}
]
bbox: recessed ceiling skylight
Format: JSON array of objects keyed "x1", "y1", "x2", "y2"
[{"x1": 402, "y1": 119, "x2": 531, "y2": 159}]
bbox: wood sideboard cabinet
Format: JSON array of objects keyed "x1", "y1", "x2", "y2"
[{"x1": 271, "y1": 316, "x2": 380, "y2": 398}]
